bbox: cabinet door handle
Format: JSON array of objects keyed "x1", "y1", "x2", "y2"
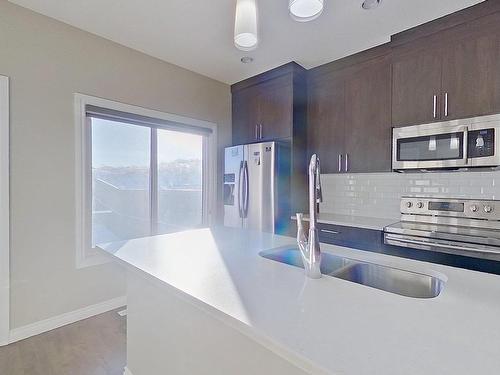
[
  {"x1": 320, "y1": 229, "x2": 339, "y2": 235},
  {"x1": 338, "y1": 154, "x2": 342, "y2": 172},
  {"x1": 255, "y1": 124, "x2": 258, "y2": 140},
  {"x1": 259, "y1": 124, "x2": 263, "y2": 139},
  {"x1": 444, "y1": 92, "x2": 449, "y2": 117},
  {"x1": 433, "y1": 94, "x2": 437, "y2": 119},
  {"x1": 345, "y1": 153, "x2": 349, "y2": 172}
]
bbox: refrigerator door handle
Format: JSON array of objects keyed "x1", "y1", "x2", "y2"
[
  {"x1": 243, "y1": 160, "x2": 249, "y2": 218},
  {"x1": 238, "y1": 161, "x2": 244, "y2": 218}
]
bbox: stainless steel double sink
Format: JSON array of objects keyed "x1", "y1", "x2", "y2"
[{"x1": 259, "y1": 247, "x2": 445, "y2": 298}]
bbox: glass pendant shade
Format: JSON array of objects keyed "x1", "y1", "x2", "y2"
[
  {"x1": 234, "y1": 0, "x2": 258, "y2": 51},
  {"x1": 289, "y1": 0, "x2": 324, "y2": 22}
]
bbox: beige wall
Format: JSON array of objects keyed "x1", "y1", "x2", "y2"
[{"x1": 0, "y1": 1, "x2": 231, "y2": 329}]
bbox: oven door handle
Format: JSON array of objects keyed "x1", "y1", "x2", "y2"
[{"x1": 385, "y1": 233, "x2": 500, "y2": 255}]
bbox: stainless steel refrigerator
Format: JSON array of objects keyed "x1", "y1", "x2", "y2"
[{"x1": 223, "y1": 142, "x2": 291, "y2": 235}]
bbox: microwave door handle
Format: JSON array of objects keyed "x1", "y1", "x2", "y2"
[
  {"x1": 433, "y1": 95, "x2": 437, "y2": 119},
  {"x1": 462, "y1": 127, "x2": 469, "y2": 165}
]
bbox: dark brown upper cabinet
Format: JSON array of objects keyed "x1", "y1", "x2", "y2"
[
  {"x1": 392, "y1": 6, "x2": 500, "y2": 127},
  {"x1": 344, "y1": 56, "x2": 392, "y2": 173},
  {"x1": 392, "y1": 45, "x2": 443, "y2": 127},
  {"x1": 255, "y1": 75, "x2": 293, "y2": 141},
  {"x1": 441, "y1": 14, "x2": 500, "y2": 120},
  {"x1": 308, "y1": 47, "x2": 392, "y2": 173},
  {"x1": 307, "y1": 74, "x2": 345, "y2": 174},
  {"x1": 231, "y1": 63, "x2": 305, "y2": 145},
  {"x1": 231, "y1": 86, "x2": 258, "y2": 145}
]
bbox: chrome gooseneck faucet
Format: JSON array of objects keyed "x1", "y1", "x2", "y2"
[{"x1": 296, "y1": 154, "x2": 322, "y2": 279}]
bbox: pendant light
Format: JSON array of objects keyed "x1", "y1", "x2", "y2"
[
  {"x1": 234, "y1": 0, "x2": 258, "y2": 51},
  {"x1": 289, "y1": 0, "x2": 324, "y2": 22}
]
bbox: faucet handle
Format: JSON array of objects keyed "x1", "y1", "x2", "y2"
[{"x1": 296, "y1": 212, "x2": 304, "y2": 228}]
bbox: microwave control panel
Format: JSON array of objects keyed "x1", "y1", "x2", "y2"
[{"x1": 468, "y1": 128, "x2": 495, "y2": 158}]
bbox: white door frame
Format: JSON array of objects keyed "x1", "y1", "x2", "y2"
[{"x1": 0, "y1": 76, "x2": 9, "y2": 345}]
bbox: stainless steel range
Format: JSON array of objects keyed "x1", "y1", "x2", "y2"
[{"x1": 384, "y1": 197, "x2": 500, "y2": 261}]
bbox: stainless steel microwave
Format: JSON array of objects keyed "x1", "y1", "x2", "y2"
[{"x1": 392, "y1": 114, "x2": 500, "y2": 171}]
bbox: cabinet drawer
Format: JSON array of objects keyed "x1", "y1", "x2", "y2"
[{"x1": 317, "y1": 223, "x2": 383, "y2": 252}]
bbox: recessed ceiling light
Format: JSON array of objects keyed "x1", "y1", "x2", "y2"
[
  {"x1": 362, "y1": 0, "x2": 382, "y2": 10},
  {"x1": 289, "y1": 0, "x2": 324, "y2": 22},
  {"x1": 241, "y1": 56, "x2": 254, "y2": 64}
]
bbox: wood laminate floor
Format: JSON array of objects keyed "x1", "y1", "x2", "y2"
[{"x1": 0, "y1": 308, "x2": 126, "y2": 375}]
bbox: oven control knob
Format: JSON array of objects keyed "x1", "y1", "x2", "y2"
[
  {"x1": 405, "y1": 202, "x2": 413, "y2": 208},
  {"x1": 416, "y1": 202, "x2": 424, "y2": 209},
  {"x1": 484, "y1": 205, "x2": 494, "y2": 213},
  {"x1": 470, "y1": 205, "x2": 478, "y2": 212}
]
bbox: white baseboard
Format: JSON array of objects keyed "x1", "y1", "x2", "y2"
[
  {"x1": 8, "y1": 295, "x2": 126, "y2": 344},
  {"x1": 0, "y1": 286, "x2": 9, "y2": 346},
  {"x1": 123, "y1": 366, "x2": 133, "y2": 375}
]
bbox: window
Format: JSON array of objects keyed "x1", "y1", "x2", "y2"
[
  {"x1": 156, "y1": 129, "x2": 204, "y2": 234},
  {"x1": 91, "y1": 118, "x2": 151, "y2": 246},
  {"x1": 75, "y1": 94, "x2": 217, "y2": 268}
]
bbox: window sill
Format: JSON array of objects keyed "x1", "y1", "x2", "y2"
[{"x1": 76, "y1": 250, "x2": 111, "y2": 269}]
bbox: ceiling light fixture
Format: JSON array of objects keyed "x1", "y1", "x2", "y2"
[
  {"x1": 234, "y1": 0, "x2": 258, "y2": 51},
  {"x1": 361, "y1": 0, "x2": 382, "y2": 10},
  {"x1": 289, "y1": 0, "x2": 324, "y2": 22}
]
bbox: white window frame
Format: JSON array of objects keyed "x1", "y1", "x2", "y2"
[
  {"x1": 0, "y1": 76, "x2": 9, "y2": 345},
  {"x1": 74, "y1": 93, "x2": 217, "y2": 268}
]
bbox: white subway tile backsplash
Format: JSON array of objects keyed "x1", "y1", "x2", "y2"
[
  {"x1": 320, "y1": 171, "x2": 500, "y2": 219},
  {"x1": 415, "y1": 180, "x2": 430, "y2": 186},
  {"x1": 423, "y1": 187, "x2": 440, "y2": 193}
]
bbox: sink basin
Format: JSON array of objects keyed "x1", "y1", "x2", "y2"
[{"x1": 259, "y1": 247, "x2": 444, "y2": 298}]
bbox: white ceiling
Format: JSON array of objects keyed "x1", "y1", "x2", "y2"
[{"x1": 9, "y1": 0, "x2": 484, "y2": 84}]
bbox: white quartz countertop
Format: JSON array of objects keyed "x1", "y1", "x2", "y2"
[
  {"x1": 99, "y1": 227, "x2": 500, "y2": 375},
  {"x1": 291, "y1": 213, "x2": 398, "y2": 231}
]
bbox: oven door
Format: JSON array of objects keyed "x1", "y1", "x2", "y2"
[
  {"x1": 392, "y1": 125, "x2": 468, "y2": 170},
  {"x1": 384, "y1": 232, "x2": 500, "y2": 261},
  {"x1": 384, "y1": 221, "x2": 500, "y2": 261}
]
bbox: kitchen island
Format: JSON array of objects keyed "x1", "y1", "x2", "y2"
[{"x1": 99, "y1": 227, "x2": 500, "y2": 375}]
